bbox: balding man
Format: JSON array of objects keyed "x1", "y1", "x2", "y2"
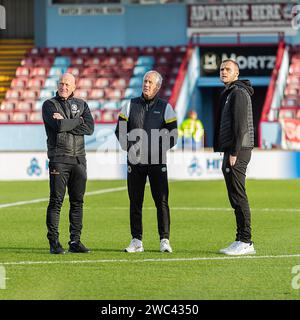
[
  {"x1": 115, "y1": 70, "x2": 178, "y2": 253},
  {"x1": 214, "y1": 59, "x2": 255, "y2": 256},
  {"x1": 42, "y1": 73, "x2": 94, "y2": 254}
]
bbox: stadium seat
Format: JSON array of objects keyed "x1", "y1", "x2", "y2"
[
  {"x1": 92, "y1": 47, "x2": 107, "y2": 55},
  {"x1": 53, "y1": 57, "x2": 71, "y2": 67},
  {"x1": 11, "y1": 78, "x2": 28, "y2": 88},
  {"x1": 89, "y1": 89, "x2": 105, "y2": 100},
  {"x1": 75, "y1": 47, "x2": 91, "y2": 56},
  {"x1": 15, "y1": 100, "x2": 34, "y2": 111},
  {"x1": 105, "y1": 88, "x2": 123, "y2": 100},
  {"x1": 87, "y1": 100, "x2": 101, "y2": 110},
  {"x1": 77, "y1": 78, "x2": 94, "y2": 89},
  {"x1": 0, "y1": 100, "x2": 17, "y2": 111},
  {"x1": 66, "y1": 67, "x2": 82, "y2": 77},
  {"x1": 0, "y1": 112, "x2": 10, "y2": 122},
  {"x1": 94, "y1": 78, "x2": 110, "y2": 88},
  {"x1": 11, "y1": 112, "x2": 28, "y2": 122},
  {"x1": 91, "y1": 109, "x2": 101, "y2": 121},
  {"x1": 27, "y1": 77, "x2": 45, "y2": 89},
  {"x1": 59, "y1": 47, "x2": 75, "y2": 56},
  {"x1": 22, "y1": 89, "x2": 40, "y2": 100},
  {"x1": 108, "y1": 46, "x2": 124, "y2": 55},
  {"x1": 141, "y1": 46, "x2": 157, "y2": 55},
  {"x1": 16, "y1": 66, "x2": 31, "y2": 77},
  {"x1": 129, "y1": 76, "x2": 143, "y2": 88},
  {"x1": 5, "y1": 89, "x2": 22, "y2": 100},
  {"x1": 82, "y1": 67, "x2": 98, "y2": 77},
  {"x1": 44, "y1": 78, "x2": 58, "y2": 89},
  {"x1": 28, "y1": 111, "x2": 43, "y2": 122},
  {"x1": 101, "y1": 100, "x2": 120, "y2": 110},
  {"x1": 40, "y1": 47, "x2": 58, "y2": 56},
  {"x1": 111, "y1": 77, "x2": 128, "y2": 89},
  {"x1": 31, "y1": 67, "x2": 49, "y2": 77},
  {"x1": 70, "y1": 57, "x2": 85, "y2": 66},
  {"x1": 279, "y1": 109, "x2": 295, "y2": 119},
  {"x1": 40, "y1": 89, "x2": 55, "y2": 100},
  {"x1": 34, "y1": 100, "x2": 44, "y2": 111},
  {"x1": 136, "y1": 56, "x2": 155, "y2": 66},
  {"x1": 75, "y1": 89, "x2": 90, "y2": 100},
  {"x1": 35, "y1": 57, "x2": 55, "y2": 66}
]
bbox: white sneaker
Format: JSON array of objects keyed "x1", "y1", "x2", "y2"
[
  {"x1": 219, "y1": 241, "x2": 240, "y2": 254},
  {"x1": 124, "y1": 238, "x2": 144, "y2": 253},
  {"x1": 224, "y1": 241, "x2": 256, "y2": 256},
  {"x1": 160, "y1": 239, "x2": 172, "y2": 253}
]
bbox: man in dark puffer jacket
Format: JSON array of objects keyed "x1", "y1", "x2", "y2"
[
  {"x1": 214, "y1": 59, "x2": 255, "y2": 256},
  {"x1": 42, "y1": 73, "x2": 94, "y2": 254}
]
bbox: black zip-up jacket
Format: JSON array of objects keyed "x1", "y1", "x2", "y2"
[
  {"x1": 213, "y1": 80, "x2": 254, "y2": 155},
  {"x1": 42, "y1": 92, "x2": 94, "y2": 163},
  {"x1": 115, "y1": 94, "x2": 178, "y2": 165}
]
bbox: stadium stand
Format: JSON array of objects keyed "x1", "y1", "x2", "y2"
[{"x1": 0, "y1": 45, "x2": 187, "y2": 124}]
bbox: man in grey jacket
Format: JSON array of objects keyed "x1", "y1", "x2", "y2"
[
  {"x1": 214, "y1": 59, "x2": 255, "y2": 256},
  {"x1": 42, "y1": 73, "x2": 94, "y2": 254}
]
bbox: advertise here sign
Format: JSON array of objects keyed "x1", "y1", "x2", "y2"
[{"x1": 188, "y1": 2, "x2": 298, "y2": 36}]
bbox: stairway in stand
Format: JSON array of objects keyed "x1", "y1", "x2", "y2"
[{"x1": 0, "y1": 39, "x2": 34, "y2": 103}]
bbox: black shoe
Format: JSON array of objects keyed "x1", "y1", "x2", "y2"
[
  {"x1": 49, "y1": 241, "x2": 65, "y2": 254},
  {"x1": 68, "y1": 241, "x2": 90, "y2": 253}
]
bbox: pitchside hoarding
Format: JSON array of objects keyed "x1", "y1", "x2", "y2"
[
  {"x1": 187, "y1": 2, "x2": 298, "y2": 36},
  {"x1": 0, "y1": 151, "x2": 299, "y2": 180}
]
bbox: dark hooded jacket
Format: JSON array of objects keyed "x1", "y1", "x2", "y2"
[{"x1": 213, "y1": 80, "x2": 254, "y2": 155}]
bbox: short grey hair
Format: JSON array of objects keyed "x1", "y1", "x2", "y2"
[{"x1": 143, "y1": 70, "x2": 163, "y2": 88}]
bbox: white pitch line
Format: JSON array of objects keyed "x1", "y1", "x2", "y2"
[
  {"x1": 2, "y1": 253, "x2": 300, "y2": 267},
  {"x1": 0, "y1": 186, "x2": 127, "y2": 209}
]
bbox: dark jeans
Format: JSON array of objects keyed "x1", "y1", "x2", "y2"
[
  {"x1": 46, "y1": 162, "x2": 87, "y2": 243},
  {"x1": 222, "y1": 149, "x2": 252, "y2": 243},
  {"x1": 127, "y1": 164, "x2": 170, "y2": 241}
]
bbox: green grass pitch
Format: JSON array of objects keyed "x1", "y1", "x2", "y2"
[{"x1": 0, "y1": 179, "x2": 300, "y2": 300}]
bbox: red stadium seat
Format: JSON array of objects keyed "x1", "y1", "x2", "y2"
[
  {"x1": 89, "y1": 89, "x2": 105, "y2": 100},
  {"x1": 59, "y1": 47, "x2": 75, "y2": 56},
  {"x1": 70, "y1": 57, "x2": 85, "y2": 66},
  {"x1": 108, "y1": 46, "x2": 124, "y2": 55},
  {"x1": 74, "y1": 89, "x2": 90, "y2": 100},
  {"x1": 92, "y1": 47, "x2": 107, "y2": 56},
  {"x1": 141, "y1": 46, "x2": 157, "y2": 55},
  {"x1": 0, "y1": 112, "x2": 10, "y2": 122},
  {"x1": 11, "y1": 112, "x2": 28, "y2": 122},
  {"x1": 0, "y1": 100, "x2": 17, "y2": 111},
  {"x1": 82, "y1": 67, "x2": 98, "y2": 77},
  {"x1": 67, "y1": 67, "x2": 82, "y2": 77},
  {"x1": 111, "y1": 77, "x2": 128, "y2": 89},
  {"x1": 75, "y1": 47, "x2": 91, "y2": 56},
  {"x1": 105, "y1": 88, "x2": 123, "y2": 100},
  {"x1": 11, "y1": 78, "x2": 28, "y2": 88},
  {"x1": 40, "y1": 47, "x2": 58, "y2": 56},
  {"x1": 94, "y1": 78, "x2": 110, "y2": 89},
  {"x1": 5, "y1": 89, "x2": 22, "y2": 100},
  {"x1": 22, "y1": 89, "x2": 40, "y2": 100},
  {"x1": 27, "y1": 77, "x2": 45, "y2": 89},
  {"x1": 16, "y1": 66, "x2": 31, "y2": 77},
  {"x1": 77, "y1": 78, "x2": 94, "y2": 89},
  {"x1": 15, "y1": 100, "x2": 34, "y2": 111},
  {"x1": 31, "y1": 67, "x2": 49, "y2": 77},
  {"x1": 28, "y1": 111, "x2": 43, "y2": 122}
]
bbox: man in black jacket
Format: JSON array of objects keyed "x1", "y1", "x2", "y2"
[
  {"x1": 115, "y1": 70, "x2": 178, "y2": 253},
  {"x1": 42, "y1": 73, "x2": 94, "y2": 254},
  {"x1": 214, "y1": 59, "x2": 255, "y2": 256}
]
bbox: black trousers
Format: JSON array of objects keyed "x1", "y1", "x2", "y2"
[
  {"x1": 127, "y1": 164, "x2": 170, "y2": 241},
  {"x1": 46, "y1": 161, "x2": 87, "y2": 243},
  {"x1": 222, "y1": 149, "x2": 252, "y2": 243}
]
